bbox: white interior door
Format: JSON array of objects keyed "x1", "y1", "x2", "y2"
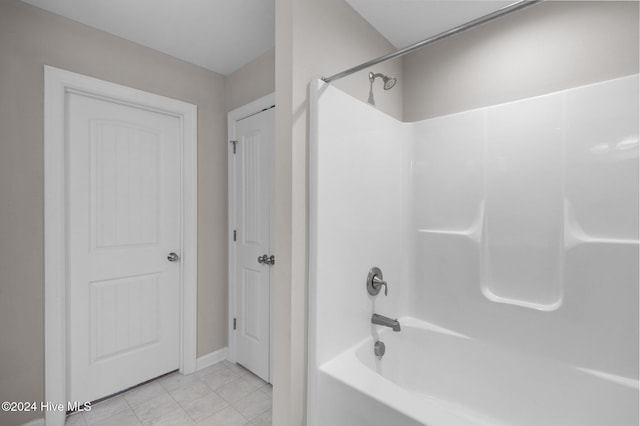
[
  {"x1": 234, "y1": 107, "x2": 275, "y2": 382},
  {"x1": 67, "y1": 92, "x2": 181, "y2": 403}
]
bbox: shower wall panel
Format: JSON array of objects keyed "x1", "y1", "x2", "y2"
[
  {"x1": 412, "y1": 75, "x2": 639, "y2": 377},
  {"x1": 412, "y1": 109, "x2": 485, "y2": 327},
  {"x1": 309, "y1": 81, "x2": 413, "y2": 368}
]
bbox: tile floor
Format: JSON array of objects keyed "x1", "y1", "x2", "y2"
[{"x1": 65, "y1": 361, "x2": 272, "y2": 426}]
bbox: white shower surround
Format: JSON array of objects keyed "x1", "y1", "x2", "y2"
[{"x1": 308, "y1": 75, "x2": 639, "y2": 425}]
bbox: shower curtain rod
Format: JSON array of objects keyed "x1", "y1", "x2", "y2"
[{"x1": 321, "y1": 0, "x2": 543, "y2": 84}]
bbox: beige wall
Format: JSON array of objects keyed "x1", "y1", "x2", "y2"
[
  {"x1": 226, "y1": 48, "x2": 276, "y2": 112},
  {"x1": 403, "y1": 1, "x2": 640, "y2": 121},
  {"x1": 0, "y1": 2, "x2": 228, "y2": 425},
  {"x1": 272, "y1": 0, "x2": 402, "y2": 424}
]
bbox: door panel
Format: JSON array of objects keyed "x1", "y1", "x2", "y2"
[
  {"x1": 91, "y1": 120, "x2": 160, "y2": 248},
  {"x1": 90, "y1": 274, "x2": 160, "y2": 361},
  {"x1": 68, "y1": 93, "x2": 181, "y2": 403},
  {"x1": 234, "y1": 108, "x2": 275, "y2": 381}
]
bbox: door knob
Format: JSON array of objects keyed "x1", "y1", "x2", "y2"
[
  {"x1": 167, "y1": 252, "x2": 180, "y2": 262},
  {"x1": 257, "y1": 254, "x2": 275, "y2": 265}
]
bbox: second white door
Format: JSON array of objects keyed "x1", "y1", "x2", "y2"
[{"x1": 233, "y1": 107, "x2": 275, "y2": 382}]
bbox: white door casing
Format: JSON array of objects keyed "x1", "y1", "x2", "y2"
[
  {"x1": 67, "y1": 93, "x2": 181, "y2": 403},
  {"x1": 228, "y1": 94, "x2": 275, "y2": 382},
  {"x1": 44, "y1": 66, "x2": 197, "y2": 426}
]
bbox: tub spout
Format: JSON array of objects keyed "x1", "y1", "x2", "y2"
[{"x1": 372, "y1": 313, "x2": 401, "y2": 332}]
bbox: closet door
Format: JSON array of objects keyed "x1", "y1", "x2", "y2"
[{"x1": 233, "y1": 107, "x2": 275, "y2": 382}]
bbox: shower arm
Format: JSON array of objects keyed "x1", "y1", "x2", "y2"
[
  {"x1": 369, "y1": 72, "x2": 385, "y2": 82},
  {"x1": 321, "y1": 0, "x2": 543, "y2": 84}
]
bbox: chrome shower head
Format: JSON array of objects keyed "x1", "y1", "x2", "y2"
[
  {"x1": 383, "y1": 76, "x2": 397, "y2": 90},
  {"x1": 369, "y1": 72, "x2": 397, "y2": 90}
]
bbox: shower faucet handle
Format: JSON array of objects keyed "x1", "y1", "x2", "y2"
[
  {"x1": 367, "y1": 267, "x2": 388, "y2": 296},
  {"x1": 373, "y1": 275, "x2": 388, "y2": 296}
]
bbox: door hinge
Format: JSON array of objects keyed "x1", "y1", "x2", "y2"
[
  {"x1": 233, "y1": 318, "x2": 237, "y2": 330},
  {"x1": 233, "y1": 230, "x2": 237, "y2": 241},
  {"x1": 230, "y1": 140, "x2": 237, "y2": 154}
]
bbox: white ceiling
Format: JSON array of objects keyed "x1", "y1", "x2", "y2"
[
  {"x1": 21, "y1": 0, "x2": 275, "y2": 76},
  {"x1": 21, "y1": 0, "x2": 517, "y2": 76},
  {"x1": 346, "y1": 0, "x2": 517, "y2": 49}
]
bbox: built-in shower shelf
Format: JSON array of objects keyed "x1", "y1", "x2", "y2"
[
  {"x1": 419, "y1": 228, "x2": 639, "y2": 247},
  {"x1": 567, "y1": 235, "x2": 639, "y2": 246},
  {"x1": 417, "y1": 202, "x2": 484, "y2": 243},
  {"x1": 417, "y1": 229, "x2": 476, "y2": 236},
  {"x1": 480, "y1": 285, "x2": 563, "y2": 311},
  {"x1": 564, "y1": 200, "x2": 639, "y2": 249},
  {"x1": 417, "y1": 200, "x2": 639, "y2": 249}
]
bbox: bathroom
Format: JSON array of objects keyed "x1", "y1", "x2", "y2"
[{"x1": 1, "y1": 1, "x2": 638, "y2": 425}]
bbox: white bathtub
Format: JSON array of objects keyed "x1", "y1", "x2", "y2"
[{"x1": 314, "y1": 317, "x2": 639, "y2": 426}]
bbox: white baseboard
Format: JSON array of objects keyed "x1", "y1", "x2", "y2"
[
  {"x1": 21, "y1": 418, "x2": 44, "y2": 426},
  {"x1": 196, "y1": 347, "x2": 228, "y2": 371}
]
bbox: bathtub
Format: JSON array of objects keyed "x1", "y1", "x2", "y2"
[{"x1": 314, "y1": 317, "x2": 639, "y2": 426}]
